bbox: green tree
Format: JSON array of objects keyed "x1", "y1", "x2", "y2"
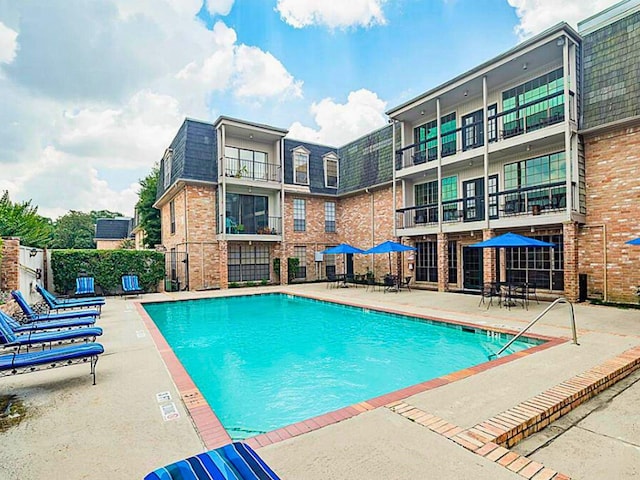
[
  {"x1": 0, "y1": 191, "x2": 54, "y2": 248},
  {"x1": 90, "y1": 210, "x2": 123, "y2": 222},
  {"x1": 135, "y1": 165, "x2": 161, "y2": 248},
  {"x1": 51, "y1": 211, "x2": 95, "y2": 249}
]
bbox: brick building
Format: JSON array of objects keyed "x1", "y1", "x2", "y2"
[
  {"x1": 154, "y1": 0, "x2": 640, "y2": 302},
  {"x1": 94, "y1": 217, "x2": 133, "y2": 250}
]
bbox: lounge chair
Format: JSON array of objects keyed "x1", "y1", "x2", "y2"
[
  {"x1": 75, "y1": 276, "x2": 97, "y2": 297},
  {"x1": 0, "y1": 313, "x2": 102, "y2": 351},
  {"x1": 11, "y1": 290, "x2": 99, "y2": 322},
  {"x1": 121, "y1": 274, "x2": 144, "y2": 296},
  {"x1": 0, "y1": 342, "x2": 104, "y2": 385},
  {"x1": 144, "y1": 442, "x2": 280, "y2": 480},
  {"x1": 0, "y1": 309, "x2": 95, "y2": 334},
  {"x1": 35, "y1": 284, "x2": 105, "y2": 314}
]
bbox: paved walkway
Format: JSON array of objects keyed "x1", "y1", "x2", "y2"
[{"x1": 0, "y1": 285, "x2": 638, "y2": 479}]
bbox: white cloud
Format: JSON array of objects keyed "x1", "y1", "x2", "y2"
[
  {"x1": 206, "y1": 0, "x2": 235, "y2": 16},
  {"x1": 234, "y1": 45, "x2": 303, "y2": 99},
  {"x1": 0, "y1": 1, "x2": 304, "y2": 218},
  {"x1": 288, "y1": 89, "x2": 387, "y2": 146},
  {"x1": 275, "y1": 0, "x2": 387, "y2": 29},
  {"x1": 508, "y1": 0, "x2": 622, "y2": 39},
  {"x1": 0, "y1": 21, "x2": 18, "y2": 64}
]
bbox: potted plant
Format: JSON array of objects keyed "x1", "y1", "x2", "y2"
[{"x1": 235, "y1": 224, "x2": 245, "y2": 233}]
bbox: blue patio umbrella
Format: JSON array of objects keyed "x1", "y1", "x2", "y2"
[
  {"x1": 626, "y1": 237, "x2": 640, "y2": 245},
  {"x1": 363, "y1": 240, "x2": 417, "y2": 275},
  {"x1": 320, "y1": 243, "x2": 364, "y2": 276},
  {"x1": 468, "y1": 232, "x2": 555, "y2": 249},
  {"x1": 469, "y1": 232, "x2": 554, "y2": 284}
]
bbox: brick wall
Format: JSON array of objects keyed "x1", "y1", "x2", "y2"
[
  {"x1": 0, "y1": 237, "x2": 20, "y2": 292},
  {"x1": 563, "y1": 222, "x2": 579, "y2": 302},
  {"x1": 579, "y1": 125, "x2": 640, "y2": 303}
]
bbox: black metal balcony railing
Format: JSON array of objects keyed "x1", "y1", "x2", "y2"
[
  {"x1": 224, "y1": 158, "x2": 281, "y2": 182},
  {"x1": 395, "y1": 183, "x2": 566, "y2": 229},
  {"x1": 219, "y1": 215, "x2": 282, "y2": 235},
  {"x1": 397, "y1": 92, "x2": 566, "y2": 170}
]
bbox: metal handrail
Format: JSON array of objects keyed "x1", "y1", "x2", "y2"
[{"x1": 489, "y1": 297, "x2": 578, "y2": 359}]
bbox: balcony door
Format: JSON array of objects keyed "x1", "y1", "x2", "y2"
[
  {"x1": 463, "y1": 178, "x2": 485, "y2": 222},
  {"x1": 226, "y1": 193, "x2": 268, "y2": 234},
  {"x1": 462, "y1": 246, "x2": 483, "y2": 291}
]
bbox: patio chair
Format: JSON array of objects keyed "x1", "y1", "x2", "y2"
[
  {"x1": 479, "y1": 283, "x2": 499, "y2": 309},
  {"x1": 0, "y1": 313, "x2": 102, "y2": 351},
  {"x1": 75, "y1": 275, "x2": 97, "y2": 297},
  {"x1": 35, "y1": 284, "x2": 105, "y2": 315},
  {"x1": 0, "y1": 342, "x2": 104, "y2": 385},
  {"x1": 0, "y1": 309, "x2": 95, "y2": 334},
  {"x1": 144, "y1": 442, "x2": 281, "y2": 480},
  {"x1": 121, "y1": 274, "x2": 144, "y2": 297},
  {"x1": 512, "y1": 284, "x2": 528, "y2": 311},
  {"x1": 11, "y1": 290, "x2": 99, "y2": 322},
  {"x1": 524, "y1": 282, "x2": 539, "y2": 304},
  {"x1": 383, "y1": 274, "x2": 398, "y2": 293}
]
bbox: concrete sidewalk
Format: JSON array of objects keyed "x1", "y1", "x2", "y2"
[{"x1": 0, "y1": 285, "x2": 638, "y2": 479}]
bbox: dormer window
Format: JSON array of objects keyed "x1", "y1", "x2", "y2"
[
  {"x1": 163, "y1": 148, "x2": 173, "y2": 189},
  {"x1": 292, "y1": 147, "x2": 309, "y2": 185},
  {"x1": 324, "y1": 153, "x2": 338, "y2": 188}
]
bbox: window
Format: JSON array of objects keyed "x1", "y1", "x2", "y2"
[
  {"x1": 416, "y1": 241, "x2": 438, "y2": 282},
  {"x1": 413, "y1": 120, "x2": 437, "y2": 162},
  {"x1": 163, "y1": 149, "x2": 173, "y2": 188},
  {"x1": 226, "y1": 193, "x2": 269, "y2": 234},
  {"x1": 448, "y1": 241, "x2": 458, "y2": 284},
  {"x1": 225, "y1": 146, "x2": 269, "y2": 180},
  {"x1": 324, "y1": 154, "x2": 338, "y2": 188},
  {"x1": 506, "y1": 234, "x2": 564, "y2": 290},
  {"x1": 441, "y1": 176, "x2": 458, "y2": 221},
  {"x1": 228, "y1": 245, "x2": 270, "y2": 282},
  {"x1": 440, "y1": 113, "x2": 457, "y2": 157},
  {"x1": 293, "y1": 148, "x2": 309, "y2": 185},
  {"x1": 293, "y1": 246, "x2": 306, "y2": 279},
  {"x1": 488, "y1": 174, "x2": 499, "y2": 219},
  {"x1": 324, "y1": 248, "x2": 336, "y2": 278},
  {"x1": 325, "y1": 202, "x2": 336, "y2": 232},
  {"x1": 487, "y1": 104, "x2": 498, "y2": 142},
  {"x1": 502, "y1": 68, "x2": 564, "y2": 137},
  {"x1": 293, "y1": 198, "x2": 306, "y2": 231},
  {"x1": 415, "y1": 180, "x2": 438, "y2": 223},
  {"x1": 504, "y1": 152, "x2": 566, "y2": 213},
  {"x1": 169, "y1": 200, "x2": 176, "y2": 234},
  {"x1": 462, "y1": 109, "x2": 483, "y2": 151}
]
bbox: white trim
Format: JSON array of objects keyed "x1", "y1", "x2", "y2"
[
  {"x1": 292, "y1": 147, "x2": 309, "y2": 185},
  {"x1": 163, "y1": 148, "x2": 173, "y2": 189},
  {"x1": 323, "y1": 152, "x2": 339, "y2": 189}
]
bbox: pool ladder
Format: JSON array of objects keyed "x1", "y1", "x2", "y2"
[{"x1": 488, "y1": 297, "x2": 579, "y2": 359}]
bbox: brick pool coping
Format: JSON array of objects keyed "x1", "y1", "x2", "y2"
[
  {"x1": 134, "y1": 291, "x2": 564, "y2": 451},
  {"x1": 386, "y1": 344, "x2": 640, "y2": 479}
]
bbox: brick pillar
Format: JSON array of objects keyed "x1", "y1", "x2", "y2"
[
  {"x1": 0, "y1": 237, "x2": 20, "y2": 292},
  {"x1": 280, "y1": 246, "x2": 289, "y2": 285},
  {"x1": 482, "y1": 229, "x2": 497, "y2": 284},
  {"x1": 437, "y1": 233, "x2": 449, "y2": 292},
  {"x1": 218, "y1": 240, "x2": 229, "y2": 289},
  {"x1": 563, "y1": 221, "x2": 579, "y2": 302}
]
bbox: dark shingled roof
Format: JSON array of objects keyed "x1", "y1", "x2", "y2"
[{"x1": 95, "y1": 218, "x2": 132, "y2": 240}]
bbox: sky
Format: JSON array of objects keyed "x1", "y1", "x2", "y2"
[{"x1": 0, "y1": 0, "x2": 621, "y2": 220}]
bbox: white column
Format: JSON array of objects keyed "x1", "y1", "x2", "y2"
[
  {"x1": 436, "y1": 98, "x2": 442, "y2": 232},
  {"x1": 563, "y1": 36, "x2": 572, "y2": 215},
  {"x1": 483, "y1": 75, "x2": 490, "y2": 227}
]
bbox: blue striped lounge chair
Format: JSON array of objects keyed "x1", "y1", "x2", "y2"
[
  {"x1": 0, "y1": 342, "x2": 104, "y2": 385},
  {"x1": 144, "y1": 442, "x2": 280, "y2": 480},
  {"x1": 35, "y1": 284, "x2": 105, "y2": 314},
  {"x1": 11, "y1": 290, "x2": 99, "y2": 322},
  {"x1": 0, "y1": 309, "x2": 95, "y2": 334},
  {"x1": 0, "y1": 312, "x2": 102, "y2": 351},
  {"x1": 75, "y1": 276, "x2": 97, "y2": 297},
  {"x1": 121, "y1": 274, "x2": 144, "y2": 296}
]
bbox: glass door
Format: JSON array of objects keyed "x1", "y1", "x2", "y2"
[
  {"x1": 463, "y1": 178, "x2": 485, "y2": 222},
  {"x1": 462, "y1": 246, "x2": 483, "y2": 290}
]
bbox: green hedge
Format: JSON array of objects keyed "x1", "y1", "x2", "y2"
[{"x1": 51, "y1": 249, "x2": 165, "y2": 295}]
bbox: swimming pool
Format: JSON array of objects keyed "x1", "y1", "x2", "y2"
[{"x1": 144, "y1": 293, "x2": 539, "y2": 439}]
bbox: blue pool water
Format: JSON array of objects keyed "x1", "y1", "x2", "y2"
[{"x1": 144, "y1": 294, "x2": 538, "y2": 439}]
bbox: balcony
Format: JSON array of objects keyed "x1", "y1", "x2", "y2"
[
  {"x1": 219, "y1": 215, "x2": 282, "y2": 237},
  {"x1": 396, "y1": 182, "x2": 567, "y2": 230},
  {"x1": 223, "y1": 157, "x2": 281, "y2": 183},
  {"x1": 396, "y1": 92, "x2": 566, "y2": 171}
]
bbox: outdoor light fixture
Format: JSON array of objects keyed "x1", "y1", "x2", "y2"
[
  {"x1": 249, "y1": 134, "x2": 253, "y2": 139},
  {"x1": 29, "y1": 248, "x2": 38, "y2": 257},
  {"x1": 464, "y1": 90, "x2": 468, "y2": 97},
  {"x1": 523, "y1": 63, "x2": 528, "y2": 70},
  {"x1": 557, "y1": 36, "x2": 565, "y2": 47},
  {"x1": 420, "y1": 110, "x2": 425, "y2": 116}
]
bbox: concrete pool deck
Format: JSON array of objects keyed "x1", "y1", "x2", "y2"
[{"x1": 1, "y1": 284, "x2": 639, "y2": 479}]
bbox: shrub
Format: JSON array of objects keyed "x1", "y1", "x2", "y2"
[
  {"x1": 245, "y1": 281, "x2": 255, "y2": 287},
  {"x1": 260, "y1": 278, "x2": 268, "y2": 286},
  {"x1": 51, "y1": 249, "x2": 165, "y2": 295},
  {"x1": 287, "y1": 257, "x2": 299, "y2": 282},
  {"x1": 229, "y1": 282, "x2": 239, "y2": 288}
]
